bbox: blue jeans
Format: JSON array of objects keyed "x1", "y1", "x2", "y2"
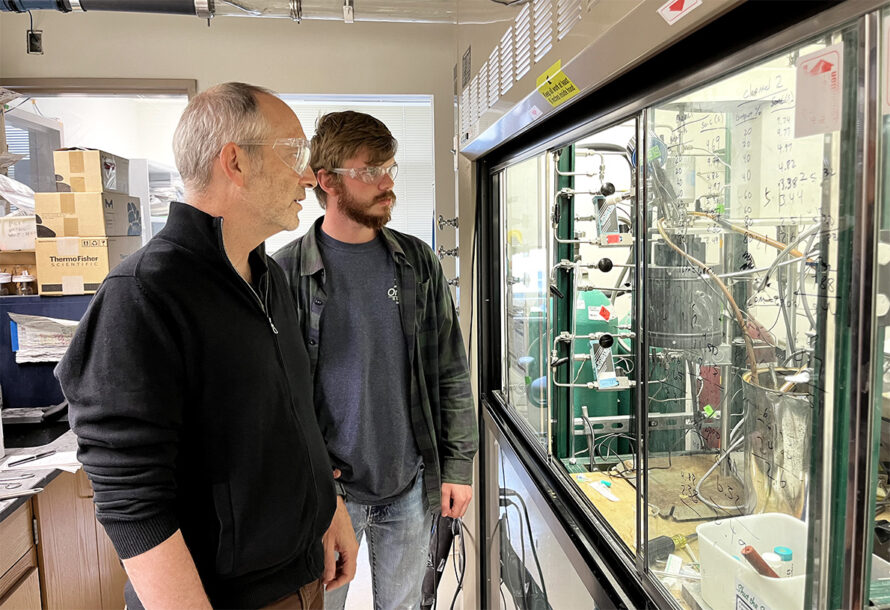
[{"x1": 324, "y1": 470, "x2": 434, "y2": 610}]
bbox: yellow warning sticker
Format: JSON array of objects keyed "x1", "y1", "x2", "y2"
[{"x1": 535, "y1": 60, "x2": 580, "y2": 107}]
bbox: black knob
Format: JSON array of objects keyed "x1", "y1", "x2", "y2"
[
  {"x1": 549, "y1": 284, "x2": 565, "y2": 299},
  {"x1": 598, "y1": 334, "x2": 614, "y2": 349},
  {"x1": 600, "y1": 182, "x2": 616, "y2": 196},
  {"x1": 597, "y1": 258, "x2": 613, "y2": 272}
]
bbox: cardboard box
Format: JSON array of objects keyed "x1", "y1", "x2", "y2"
[
  {"x1": 35, "y1": 192, "x2": 142, "y2": 238},
  {"x1": 53, "y1": 148, "x2": 130, "y2": 194},
  {"x1": 35, "y1": 236, "x2": 140, "y2": 296},
  {"x1": 0, "y1": 215, "x2": 36, "y2": 251}
]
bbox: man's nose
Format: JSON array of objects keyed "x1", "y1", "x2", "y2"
[
  {"x1": 300, "y1": 166, "x2": 318, "y2": 189},
  {"x1": 379, "y1": 174, "x2": 394, "y2": 190}
]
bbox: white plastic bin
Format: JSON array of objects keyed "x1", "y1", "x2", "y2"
[{"x1": 697, "y1": 513, "x2": 806, "y2": 610}]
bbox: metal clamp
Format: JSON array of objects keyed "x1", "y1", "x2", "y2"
[
  {"x1": 437, "y1": 215, "x2": 459, "y2": 230},
  {"x1": 447, "y1": 277, "x2": 459, "y2": 287},
  {"x1": 290, "y1": 0, "x2": 302, "y2": 22},
  {"x1": 437, "y1": 246, "x2": 459, "y2": 259},
  {"x1": 194, "y1": 0, "x2": 212, "y2": 19}
]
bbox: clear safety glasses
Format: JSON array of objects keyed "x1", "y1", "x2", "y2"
[
  {"x1": 238, "y1": 138, "x2": 311, "y2": 175},
  {"x1": 330, "y1": 162, "x2": 399, "y2": 184}
]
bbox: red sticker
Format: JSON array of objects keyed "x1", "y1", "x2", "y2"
[
  {"x1": 657, "y1": 0, "x2": 702, "y2": 25},
  {"x1": 599, "y1": 306, "x2": 611, "y2": 321},
  {"x1": 607, "y1": 234, "x2": 621, "y2": 244}
]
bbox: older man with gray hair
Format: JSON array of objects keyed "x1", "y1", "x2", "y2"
[{"x1": 56, "y1": 82, "x2": 357, "y2": 609}]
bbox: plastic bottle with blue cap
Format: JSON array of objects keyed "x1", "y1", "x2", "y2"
[{"x1": 773, "y1": 546, "x2": 794, "y2": 577}]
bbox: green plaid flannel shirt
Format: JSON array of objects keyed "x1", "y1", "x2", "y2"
[{"x1": 272, "y1": 217, "x2": 478, "y2": 510}]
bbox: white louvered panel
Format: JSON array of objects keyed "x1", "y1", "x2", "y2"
[
  {"x1": 532, "y1": 0, "x2": 553, "y2": 63},
  {"x1": 557, "y1": 0, "x2": 581, "y2": 41},
  {"x1": 467, "y1": 77, "x2": 475, "y2": 127},
  {"x1": 478, "y1": 61, "x2": 489, "y2": 112},
  {"x1": 499, "y1": 29, "x2": 514, "y2": 95},
  {"x1": 459, "y1": 88, "x2": 471, "y2": 135},
  {"x1": 514, "y1": 4, "x2": 532, "y2": 80},
  {"x1": 488, "y1": 47, "x2": 500, "y2": 107},
  {"x1": 515, "y1": 42, "x2": 532, "y2": 81},
  {"x1": 469, "y1": 74, "x2": 480, "y2": 125}
]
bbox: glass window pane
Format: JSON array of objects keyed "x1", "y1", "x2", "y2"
[
  {"x1": 645, "y1": 27, "x2": 856, "y2": 608},
  {"x1": 501, "y1": 155, "x2": 550, "y2": 451},
  {"x1": 550, "y1": 120, "x2": 639, "y2": 559},
  {"x1": 871, "y1": 8, "x2": 890, "y2": 607}
]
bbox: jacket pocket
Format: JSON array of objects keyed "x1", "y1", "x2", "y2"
[{"x1": 212, "y1": 481, "x2": 235, "y2": 575}]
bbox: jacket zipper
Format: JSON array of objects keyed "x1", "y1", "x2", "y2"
[
  {"x1": 220, "y1": 239, "x2": 278, "y2": 334},
  {"x1": 218, "y1": 226, "x2": 320, "y2": 541},
  {"x1": 267, "y1": 302, "x2": 323, "y2": 550}
]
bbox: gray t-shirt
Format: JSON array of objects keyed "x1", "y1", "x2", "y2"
[{"x1": 315, "y1": 229, "x2": 421, "y2": 504}]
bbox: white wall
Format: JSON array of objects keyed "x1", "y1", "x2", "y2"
[
  {"x1": 1, "y1": 9, "x2": 476, "y2": 608},
  {"x1": 0, "y1": 10, "x2": 457, "y2": 245}
]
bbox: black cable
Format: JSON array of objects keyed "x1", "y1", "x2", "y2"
[
  {"x1": 4, "y1": 96, "x2": 31, "y2": 112},
  {"x1": 501, "y1": 500, "x2": 528, "y2": 604},
  {"x1": 27, "y1": 9, "x2": 33, "y2": 31},
  {"x1": 501, "y1": 491, "x2": 549, "y2": 606},
  {"x1": 448, "y1": 519, "x2": 466, "y2": 610}
]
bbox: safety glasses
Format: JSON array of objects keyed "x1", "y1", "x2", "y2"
[
  {"x1": 330, "y1": 162, "x2": 399, "y2": 184},
  {"x1": 237, "y1": 138, "x2": 311, "y2": 175}
]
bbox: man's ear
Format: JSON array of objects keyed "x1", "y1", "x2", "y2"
[
  {"x1": 218, "y1": 142, "x2": 248, "y2": 188},
  {"x1": 316, "y1": 169, "x2": 339, "y2": 197}
]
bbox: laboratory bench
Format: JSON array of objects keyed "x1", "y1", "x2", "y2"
[{"x1": 0, "y1": 431, "x2": 126, "y2": 609}]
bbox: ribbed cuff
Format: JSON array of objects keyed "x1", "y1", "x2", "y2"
[{"x1": 99, "y1": 512, "x2": 180, "y2": 560}]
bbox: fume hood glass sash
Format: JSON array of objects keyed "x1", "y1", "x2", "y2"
[
  {"x1": 639, "y1": 24, "x2": 860, "y2": 608},
  {"x1": 499, "y1": 154, "x2": 551, "y2": 454}
]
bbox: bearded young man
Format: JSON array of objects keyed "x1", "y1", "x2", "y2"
[{"x1": 273, "y1": 111, "x2": 477, "y2": 610}]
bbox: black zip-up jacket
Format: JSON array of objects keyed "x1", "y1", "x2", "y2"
[{"x1": 56, "y1": 202, "x2": 336, "y2": 608}]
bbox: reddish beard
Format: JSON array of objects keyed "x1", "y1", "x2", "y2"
[{"x1": 336, "y1": 185, "x2": 397, "y2": 230}]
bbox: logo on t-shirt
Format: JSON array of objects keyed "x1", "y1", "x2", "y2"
[{"x1": 387, "y1": 278, "x2": 399, "y2": 304}]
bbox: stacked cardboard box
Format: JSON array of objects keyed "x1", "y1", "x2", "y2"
[{"x1": 34, "y1": 149, "x2": 142, "y2": 296}]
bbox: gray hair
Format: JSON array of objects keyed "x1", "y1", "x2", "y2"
[{"x1": 173, "y1": 82, "x2": 275, "y2": 193}]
